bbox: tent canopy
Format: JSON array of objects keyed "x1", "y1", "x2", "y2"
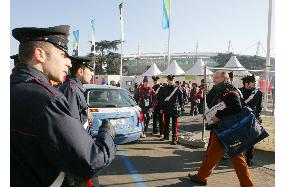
[
  {"x1": 224, "y1": 56, "x2": 251, "y2": 76},
  {"x1": 160, "y1": 60, "x2": 185, "y2": 75},
  {"x1": 141, "y1": 63, "x2": 162, "y2": 76},
  {"x1": 184, "y1": 58, "x2": 213, "y2": 75}
]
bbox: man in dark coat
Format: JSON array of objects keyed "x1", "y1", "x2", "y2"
[
  {"x1": 159, "y1": 75, "x2": 183, "y2": 145},
  {"x1": 188, "y1": 71, "x2": 254, "y2": 187},
  {"x1": 239, "y1": 74, "x2": 263, "y2": 166},
  {"x1": 151, "y1": 76, "x2": 164, "y2": 136},
  {"x1": 10, "y1": 25, "x2": 116, "y2": 187}
]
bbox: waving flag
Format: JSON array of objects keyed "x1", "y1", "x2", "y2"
[
  {"x1": 91, "y1": 19, "x2": 96, "y2": 53},
  {"x1": 73, "y1": 30, "x2": 79, "y2": 53},
  {"x1": 162, "y1": 0, "x2": 170, "y2": 29}
]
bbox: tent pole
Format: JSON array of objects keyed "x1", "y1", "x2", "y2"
[{"x1": 202, "y1": 65, "x2": 207, "y2": 142}]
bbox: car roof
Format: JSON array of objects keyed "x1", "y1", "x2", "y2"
[{"x1": 83, "y1": 84, "x2": 125, "y2": 90}]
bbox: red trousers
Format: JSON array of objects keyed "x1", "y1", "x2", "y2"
[{"x1": 195, "y1": 132, "x2": 254, "y2": 187}]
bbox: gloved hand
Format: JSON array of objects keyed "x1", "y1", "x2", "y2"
[{"x1": 98, "y1": 119, "x2": 116, "y2": 139}]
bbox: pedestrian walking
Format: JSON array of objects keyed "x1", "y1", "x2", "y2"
[
  {"x1": 159, "y1": 75, "x2": 183, "y2": 145},
  {"x1": 188, "y1": 70, "x2": 254, "y2": 187},
  {"x1": 137, "y1": 76, "x2": 155, "y2": 138}
]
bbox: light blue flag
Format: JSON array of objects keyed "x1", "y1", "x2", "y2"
[
  {"x1": 73, "y1": 30, "x2": 79, "y2": 50},
  {"x1": 91, "y1": 19, "x2": 95, "y2": 32},
  {"x1": 162, "y1": 0, "x2": 170, "y2": 29}
]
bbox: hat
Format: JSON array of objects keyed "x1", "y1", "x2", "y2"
[
  {"x1": 241, "y1": 74, "x2": 256, "y2": 84},
  {"x1": 167, "y1": 75, "x2": 175, "y2": 81},
  {"x1": 143, "y1": 76, "x2": 148, "y2": 83},
  {"x1": 152, "y1": 76, "x2": 160, "y2": 81},
  {"x1": 70, "y1": 54, "x2": 95, "y2": 71},
  {"x1": 12, "y1": 25, "x2": 70, "y2": 54},
  {"x1": 228, "y1": 71, "x2": 234, "y2": 79},
  {"x1": 10, "y1": 54, "x2": 20, "y2": 65},
  {"x1": 201, "y1": 79, "x2": 205, "y2": 83}
]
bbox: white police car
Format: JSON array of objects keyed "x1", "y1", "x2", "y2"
[{"x1": 83, "y1": 84, "x2": 144, "y2": 144}]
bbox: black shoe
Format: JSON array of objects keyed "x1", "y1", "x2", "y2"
[
  {"x1": 188, "y1": 174, "x2": 207, "y2": 186},
  {"x1": 247, "y1": 159, "x2": 253, "y2": 166},
  {"x1": 171, "y1": 140, "x2": 177, "y2": 145},
  {"x1": 160, "y1": 137, "x2": 169, "y2": 141}
]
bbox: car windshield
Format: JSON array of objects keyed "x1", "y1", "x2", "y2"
[{"x1": 86, "y1": 89, "x2": 137, "y2": 108}]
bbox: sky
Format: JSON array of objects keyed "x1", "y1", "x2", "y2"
[{"x1": 10, "y1": 0, "x2": 275, "y2": 57}]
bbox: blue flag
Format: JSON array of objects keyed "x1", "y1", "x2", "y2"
[{"x1": 162, "y1": 0, "x2": 170, "y2": 29}]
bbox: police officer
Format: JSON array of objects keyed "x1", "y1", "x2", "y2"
[
  {"x1": 240, "y1": 74, "x2": 263, "y2": 166},
  {"x1": 11, "y1": 25, "x2": 116, "y2": 186},
  {"x1": 59, "y1": 55, "x2": 98, "y2": 186},
  {"x1": 151, "y1": 76, "x2": 164, "y2": 136},
  {"x1": 159, "y1": 75, "x2": 183, "y2": 145}
]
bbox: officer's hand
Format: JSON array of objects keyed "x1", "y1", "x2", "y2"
[
  {"x1": 212, "y1": 116, "x2": 220, "y2": 124},
  {"x1": 98, "y1": 119, "x2": 116, "y2": 139}
]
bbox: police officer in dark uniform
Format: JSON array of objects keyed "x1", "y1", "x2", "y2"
[
  {"x1": 239, "y1": 74, "x2": 263, "y2": 166},
  {"x1": 59, "y1": 55, "x2": 95, "y2": 130},
  {"x1": 159, "y1": 75, "x2": 183, "y2": 145},
  {"x1": 151, "y1": 76, "x2": 164, "y2": 136},
  {"x1": 59, "y1": 55, "x2": 98, "y2": 186},
  {"x1": 11, "y1": 25, "x2": 116, "y2": 187}
]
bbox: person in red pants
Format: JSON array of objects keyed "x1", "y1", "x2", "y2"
[{"x1": 188, "y1": 71, "x2": 254, "y2": 187}]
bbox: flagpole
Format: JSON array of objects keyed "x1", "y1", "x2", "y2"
[
  {"x1": 120, "y1": 0, "x2": 124, "y2": 86},
  {"x1": 91, "y1": 19, "x2": 96, "y2": 84},
  {"x1": 167, "y1": 0, "x2": 171, "y2": 66},
  {"x1": 264, "y1": 0, "x2": 272, "y2": 111}
]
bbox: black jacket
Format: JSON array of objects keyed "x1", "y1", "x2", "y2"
[
  {"x1": 152, "y1": 83, "x2": 163, "y2": 111},
  {"x1": 239, "y1": 87, "x2": 262, "y2": 119},
  {"x1": 10, "y1": 64, "x2": 115, "y2": 187},
  {"x1": 206, "y1": 81, "x2": 242, "y2": 119},
  {"x1": 159, "y1": 84, "x2": 183, "y2": 115},
  {"x1": 59, "y1": 76, "x2": 88, "y2": 126}
]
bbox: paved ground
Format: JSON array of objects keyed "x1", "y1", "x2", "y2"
[{"x1": 98, "y1": 106, "x2": 275, "y2": 187}]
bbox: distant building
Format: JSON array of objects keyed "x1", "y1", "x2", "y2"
[{"x1": 122, "y1": 52, "x2": 218, "y2": 75}]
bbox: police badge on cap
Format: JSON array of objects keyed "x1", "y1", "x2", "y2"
[{"x1": 12, "y1": 25, "x2": 70, "y2": 55}]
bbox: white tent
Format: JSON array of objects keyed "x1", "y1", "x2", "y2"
[
  {"x1": 224, "y1": 56, "x2": 251, "y2": 76},
  {"x1": 141, "y1": 63, "x2": 162, "y2": 76},
  {"x1": 223, "y1": 56, "x2": 251, "y2": 88},
  {"x1": 184, "y1": 58, "x2": 213, "y2": 75},
  {"x1": 183, "y1": 58, "x2": 213, "y2": 85},
  {"x1": 160, "y1": 60, "x2": 185, "y2": 76}
]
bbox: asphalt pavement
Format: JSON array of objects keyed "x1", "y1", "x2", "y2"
[{"x1": 98, "y1": 106, "x2": 275, "y2": 187}]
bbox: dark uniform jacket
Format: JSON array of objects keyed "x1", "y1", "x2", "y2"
[
  {"x1": 59, "y1": 76, "x2": 88, "y2": 126},
  {"x1": 152, "y1": 83, "x2": 163, "y2": 111},
  {"x1": 206, "y1": 81, "x2": 242, "y2": 119},
  {"x1": 10, "y1": 64, "x2": 115, "y2": 187},
  {"x1": 159, "y1": 84, "x2": 183, "y2": 115},
  {"x1": 239, "y1": 87, "x2": 262, "y2": 119}
]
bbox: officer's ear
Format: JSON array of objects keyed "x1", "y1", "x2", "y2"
[
  {"x1": 34, "y1": 47, "x2": 47, "y2": 63},
  {"x1": 77, "y1": 67, "x2": 84, "y2": 77}
]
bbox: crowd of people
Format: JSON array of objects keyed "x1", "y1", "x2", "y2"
[{"x1": 10, "y1": 24, "x2": 263, "y2": 187}]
